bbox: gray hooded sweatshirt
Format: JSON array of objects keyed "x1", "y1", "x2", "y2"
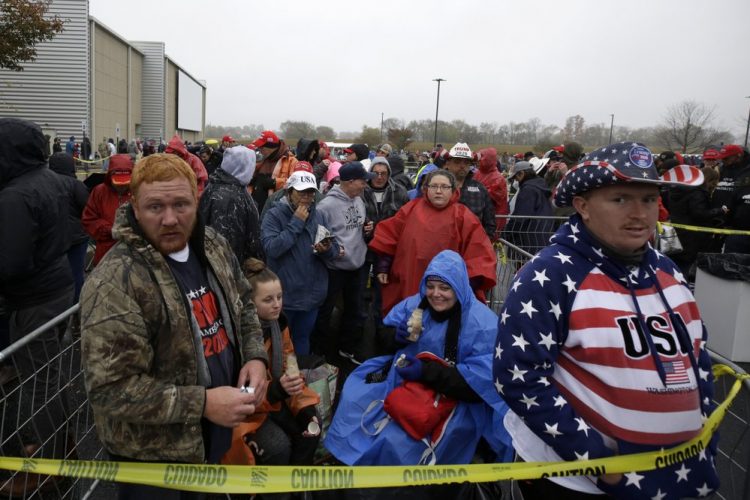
[{"x1": 316, "y1": 185, "x2": 368, "y2": 270}]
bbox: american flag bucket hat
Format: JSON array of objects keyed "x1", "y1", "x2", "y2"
[{"x1": 553, "y1": 141, "x2": 704, "y2": 207}]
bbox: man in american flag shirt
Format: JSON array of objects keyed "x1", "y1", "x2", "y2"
[{"x1": 494, "y1": 142, "x2": 719, "y2": 499}]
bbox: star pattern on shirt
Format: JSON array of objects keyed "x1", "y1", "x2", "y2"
[
  {"x1": 574, "y1": 417, "x2": 590, "y2": 436},
  {"x1": 543, "y1": 422, "x2": 562, "y2": 438},
  {"x1": 574, "y1": 451, "x2": 589, "y2": 461},
  {"x1": 651, "y1": 488, "x2": 666, "y2": 500},
  {"x1": 520, "y1": 299, "x2": 538, "y2": 318},
  {"x1": 675, "y1": 463, "x2": 691, "y2": 483},
  {"x1": 624, "y1": 471, "x2": 644, "y2": 489},
  {"x1": 695, "y1": 483, "x2": 712, "y2": 497},
  {"x1": 511, "y1": 280, "x2": 523, "y2": 292},
  {"x1": 532, "y1": 269, "x2": 550, "y2": 287},
  {"x1": 553, "y1": 395, "x2": 567, "y2": 409},
  {"x1": 553, "y1": 251, "x2": 573, "y2": 265},
  {"x1": 495, "y1": 344, "x2": 503, "y2": 360},
  {"x1": 187, "y1": 290, "x2": 199, "y2": 300},
  {"x1": 512, "y1": 333, "x2": 530, "y2": 351},
  {"x1": 494, "y1": 378, "x2": 504, "y2": 395},
  {"x1": 508, "y1": 365, "x2": 528, "y2": 382},
  {"x1": 519, "y1": 393, "x2": 539, "y2": 410},
  {"x1": 537, "y1": 376, "x2": 550, "y2": 387},
  {"x1": 673, "y1": 268, "x2": 686, "y2": 284},
  {"x1": 562, "y1": 274, "x2": 577, "y2": 293},
  {"x1": 628, "y1": 267, "x2": 640, "y2": 284},
  {"x1": 538, "y1": 332, "x2": 556, "y2": 350},
  {"x1": 500, "y1": 310, "x2": 510, "y2": 325},
  {"x1": 549, "y1": 301, "x2": 562, "y2": 319},
  {"x1": 699, "y1": 368, "x2": 709, "y2": 381}
]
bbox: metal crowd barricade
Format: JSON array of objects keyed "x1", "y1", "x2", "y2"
[
  {"x1": 707, "y1": 351, "x2": 750, "y2": 500},
  {"x1": 0, "y1": 225, "x2": 748, "y2": 499},
  {"x1": 489, "y1": 214, "x2": 567, "y2": 314},
  {"x1": 0, "y1": 304, "x2": 104, "y2": 499}
]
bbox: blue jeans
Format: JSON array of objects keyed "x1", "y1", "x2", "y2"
[{"x1": 284, "y1": 308, "x2": 318, "y2": 355}]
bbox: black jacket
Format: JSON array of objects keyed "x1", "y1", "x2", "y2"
[
  {"x1": 49, "y1": 152, "x2": 90, "y2": 246},
  {"x1": 711, "y1": 154, "x2": 750, "y2": 225},
  {"x1": 669, "y1": 185, "x2": 724, "y2": 263},
  {"x1": 386, "y1": 155, "x2": 413, "y2": 192},
  {"x1": 199, "y1": 168, "x2": 264, "y2": 264},
  {"x1": 0, "y1": 118, "x2": 73, "y2": 309},
  {"x1": 362, "y1": 180, "x2": 410, "y2": 225},
  {"x1": 203, "y1": 151, "x2": 223, "y2": 176},
  {"x1": 503, "y1": 176, "x2": 554, "y2": 252},
  {"x1": 725, "y1": 155, "x2": 750, "y2": 230},
  {"x1": 296, "y1": 138, "x2": 320, "y2": 164},
  {"x1": 459, "y1": 174, "x2": 496, "y2": 240}
]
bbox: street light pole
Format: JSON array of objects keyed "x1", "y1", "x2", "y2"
[
  {"x1": 744, "y1": 96, "x2": 750, "y2": 149},
  {"x1": 433, "y1": 78, "x2": 445, "y2": 147},
  {"x1": 380, "y1": 112, "x2": 384, "y2": 142},
  {"x1": 608, "y1": 114, "x2": 615, "y2": 144}
]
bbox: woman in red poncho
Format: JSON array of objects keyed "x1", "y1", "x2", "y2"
[{"x1": 370, "y1": 169, "x2": 497, "y2": 316}]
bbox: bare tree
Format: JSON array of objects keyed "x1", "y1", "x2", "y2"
[
  {"x1": 654, "y1": 101, "x2": 733, "y2": 153},
  {"x1": 562, "y1": 115, "x2": 586, "y2": 141}
]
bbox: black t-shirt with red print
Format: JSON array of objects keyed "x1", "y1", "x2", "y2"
[{"x1": 167, "y1": 246, "x2": 237, "y2": 463}]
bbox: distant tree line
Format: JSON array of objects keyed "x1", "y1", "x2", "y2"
[{"x1": 206, "y1": 100, "x2": 734, "y2": 153}]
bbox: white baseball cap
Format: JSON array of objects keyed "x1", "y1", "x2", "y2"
[
  {"x1": 286, "y1": 171, "x2": 319, "y2": 192},
  {"x1": 447, "y1": 142, "x2": 472, "y2": 160}
]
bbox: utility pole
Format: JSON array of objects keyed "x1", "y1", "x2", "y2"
[
  {"x1": 609, "y1": 114, "x2": 615, "y2": 145},
  {"x1": 380, "y1": 112, "x2": 384, "y2": 142},
  {"x1": 744, "y1": 97, "x2": 750, "y2": 149},
  {"x1": 432, "y1": 78, "x2": 445, "y2": 147}
]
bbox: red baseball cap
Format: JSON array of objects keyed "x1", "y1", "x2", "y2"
[
  {"x1": 110, "y1": 170, "x2": 132, "y2": 186},
  {"x1": 222, "y1": 135, "x2": 234, "y2": 143},
  {"x1": 718, "y1": 144, "x2": 744, "y2": 159},
  {"x1": 251, "y1": 130, "x2": 280, "y2": 149},
  {"x1": 703, "y1": 149, "x2": 720, "y2": 161},
  {"x1": 294, "y1": 161, "x2": 314, "y2": 173}
]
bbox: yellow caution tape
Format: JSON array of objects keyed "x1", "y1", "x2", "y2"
[
  {"x1": 0, "y1": 365, "x2": 746, "y2": 494},
  {"x1": 76, "y1": 156, "x2": 108, "y2": 164},
  {"x1": 661, "y1": 222, "x2": 750, "y2": 236}
]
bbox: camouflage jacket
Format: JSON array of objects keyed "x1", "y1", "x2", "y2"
[{"x1": 80, "y1": 204, "x2": 268, "y2": 463}]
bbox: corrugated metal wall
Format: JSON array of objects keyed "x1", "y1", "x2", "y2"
[
  {"x1": 131, "y1": 41, "x2": 165, "y2": 141},
  {"x1": 0, "y1": 0, "x2": 89, "y2": 141}
]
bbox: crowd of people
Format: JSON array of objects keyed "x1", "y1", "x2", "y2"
[{"x1": 3, "y1": 114, "x2": 750, "y2": 499}]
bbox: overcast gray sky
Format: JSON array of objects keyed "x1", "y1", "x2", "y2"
[{"x1": 90, "y1": 0, "x2": 750, "y2": 138}]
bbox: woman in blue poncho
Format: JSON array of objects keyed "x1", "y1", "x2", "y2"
[{"x1": 324, "y1": 250, "x2": 512, "y2": 496}]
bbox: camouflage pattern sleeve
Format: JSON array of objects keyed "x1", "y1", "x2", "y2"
[{"x1": 80, "y1": 271, "x2": 206, "y2": 426}]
